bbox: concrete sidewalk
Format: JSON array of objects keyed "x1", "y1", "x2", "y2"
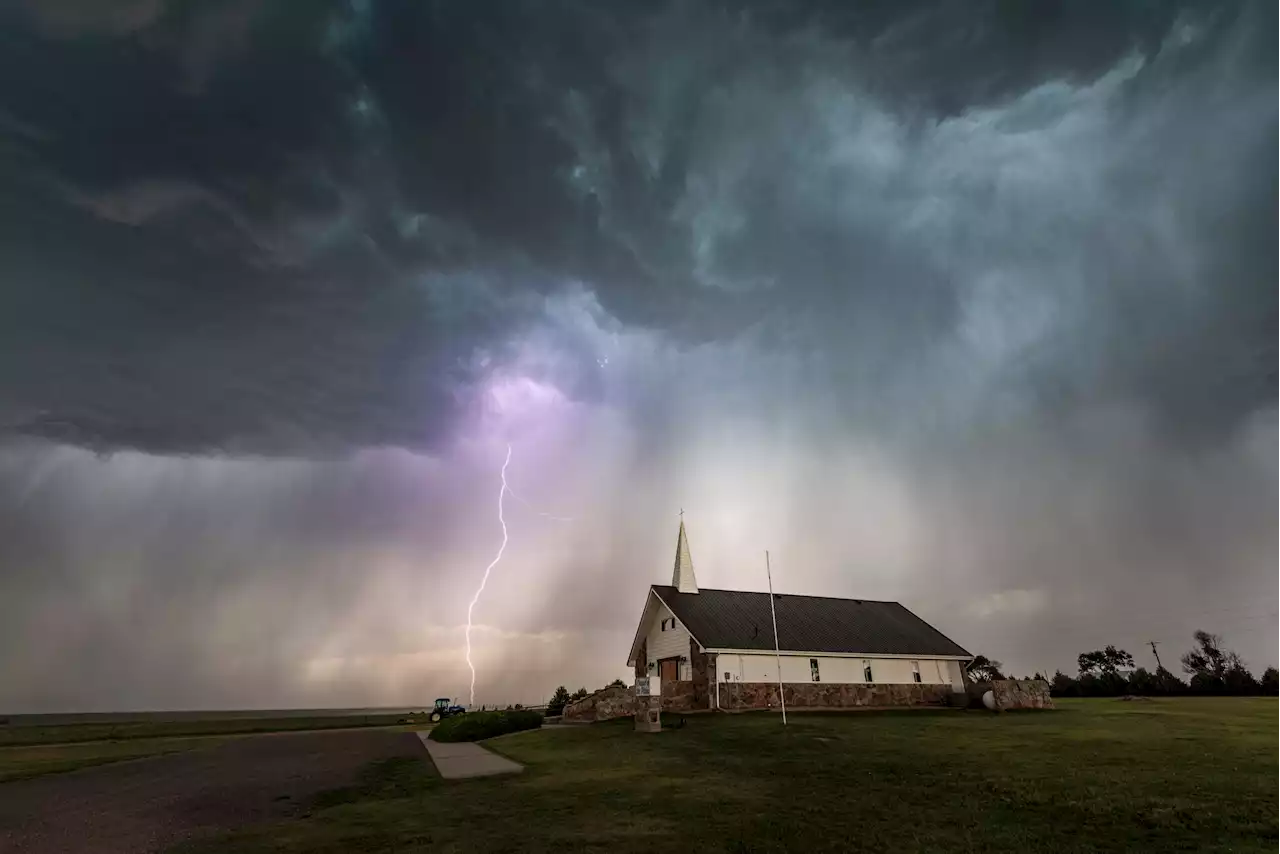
[{"x1": 417, "y1": 733, "x2": 523, "y2": 779}]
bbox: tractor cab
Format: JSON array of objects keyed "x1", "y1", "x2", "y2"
[{"x1": 428, "y1": 697, "x2": 465, "y2": 723}]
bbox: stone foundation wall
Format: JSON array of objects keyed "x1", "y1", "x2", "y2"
[
  {"x1": 563, "y1": 675, "x2": 720, "y2": 720},
  {"x1": 661, "y1": 679, "x2": 697, "y2": 712},
  {"x1": 564, "y1": 685, "x2": 635, "y2": 722},
  {"x1": 690, "y1": 641, "x2": 712, "y2": 709},
  {"x1": 991, "y1": 679, "x2": 1054, "y2": 710},
  {"x1": 717, "y1": 681, "x2": 954, "y2": 710}
]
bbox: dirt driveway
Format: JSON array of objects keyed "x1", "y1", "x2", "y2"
[{"x1": 0, "y1": 729, "x2": 426, "y2": 854}]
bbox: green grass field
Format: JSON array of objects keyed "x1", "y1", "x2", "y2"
[
  {"x1": 0, "y1": 736, "x2": 239, "y2": 783},
  {"x1": 0, "y1": 713, "x2": 410, "y2": 748},
  {"x1": 0, "y1": 713, "x2": 415, "y2": 782},
  {"x1": 183, "y1": 697, "x2": 1278, "y2": 854}
]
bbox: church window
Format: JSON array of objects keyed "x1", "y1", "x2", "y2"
[
  {"x1": 863, "y1": 661, "x2": 873, "y2": 682},
  {"x1": 810, "y1": 659, "x2": 820, "y2": 682}
]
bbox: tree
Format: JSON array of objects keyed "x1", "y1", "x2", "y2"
[
  {"x1": 1180, "y1": 630, "x2": 1241, "y2": 682},
  {"x1": 1189, "y1": 672, "x2": 1224, "y2": 694},
  {"x1": 1050, "y1": 670, "x2": 1079, "y2": 697},
  {"x1": 1072, "y1": 646, "x2": 1135, "y2": 695},
  {"x1": 1180, "y1": 630, "x2": 1256, "y2": 694},
  {"x1": 1261, "y1": 667, "x2": 1278, "y2": 695},
  {"x1": 1077, "y1": 645, "x2": 1135, "y2": 676},
  {"x1": 571, "y1": 686, "x2": 589, "y2": 701},
  {"x1": 607, "y1": 678, "x2": 626, "y2": 689},
  {"x1": 1152, "y1": 666, "x2": 1185, "y2": 695},
  {"x1": 1127, "y1": 667, "x2": 1155, "y2": 695},
  {"x1": 967, "y1": 655, "x2": 1004, "y2": 682},
  {"x1": 1223, "y1": 663, "x2": 1258, "y2": 695},
  {"x1": 1075, "y1": 673, "x2": 1108, "y2": 697},
  {"x1": 547, "y1": 685, "x2": 571, "y2": 715}
]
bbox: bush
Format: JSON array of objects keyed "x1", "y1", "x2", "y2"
[
  {"x1": 427, "y1": 710, "x2": 543, "y2": 743},
  {"x1": 1261, "y1": 667, "x2": 1278, "y2": 695}
]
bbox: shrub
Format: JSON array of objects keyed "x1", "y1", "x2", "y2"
[
  {"x1": 428, "y1": 710, "x2": 543, "y2": 743},
  {"x1": 1258, "y1": 667, "x2": 1279, "y2": 695}
]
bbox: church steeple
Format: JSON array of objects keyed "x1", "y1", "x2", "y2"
[{"x1": 672, "y1": 513, "x2": 698, "y2": 594}]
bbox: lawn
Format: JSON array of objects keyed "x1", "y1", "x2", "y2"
[
  {"x1": 0, "y1": 736, "x2": 234, "y2": 783},
  {"x1": 0, "y1": 713, "x2": 415, "y2": 782},
  {"x1": 0, "y1": 713, "x2": 409, "y2": 747},
  {"x1": 181, "y1": 697, "x2": 1277, "y2": 854}
]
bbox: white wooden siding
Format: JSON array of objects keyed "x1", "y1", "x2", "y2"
[
  {"x1": 716, "y1": 653, "x2": 958, "y2": 686},
  {"x1": 944, "y1": 660, "x2": 966, "y2": 690},
  {"x1": 644, "y1": 601, "x2": 693, "y2": 680}
]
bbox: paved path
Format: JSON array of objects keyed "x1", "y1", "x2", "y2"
[
  {"x1": 417, "y1": 733, "x2": 523, "y2": 779},
  {"x1": 0, "y1": 729, "x2": 426, "y2": 854}
]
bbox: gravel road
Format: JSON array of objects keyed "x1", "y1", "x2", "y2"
[{"x1": 0, "y1": 729, "x2": 427, "y2": 854}]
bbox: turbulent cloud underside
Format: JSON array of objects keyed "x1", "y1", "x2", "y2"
[{"x1": 0, "y1": 0, "x2": 1274, "y2": 710}]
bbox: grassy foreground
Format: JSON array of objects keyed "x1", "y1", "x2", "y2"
[
  {"x1": 183, "y1": 697, "x2": 1277, "y2": 854},
  {"x1": 0, "y1": 713, "x2": 408, "y2": 747},
  {"x1": 0, "y1": 736, "x2": 236, "y2": 783},
  {"x1": 0, "y1": 714, "x2": 413, "y2": 782}
]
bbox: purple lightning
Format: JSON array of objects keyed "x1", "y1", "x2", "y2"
[{"x1": 465, "y1": 443, "x2": 512, "y2": 707}]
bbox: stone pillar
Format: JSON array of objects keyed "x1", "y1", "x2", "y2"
[
  {"x1": 634, "y1": 640, "x2": 648, "y2": 678},
  {"x1": 634, "y1": 676, "x2": 661, "y2": 733},
  {"x1": 635, "y1": 694, "x2": 661, "y2": 732}
]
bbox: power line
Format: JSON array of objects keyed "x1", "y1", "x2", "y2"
[{"x1": 1036, "y1": 610, "x2": 1278, "y2": 646}]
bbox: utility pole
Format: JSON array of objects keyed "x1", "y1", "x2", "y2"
[{"x1": 1149, "y1": 641, "x2": 1163, "y2": 670}]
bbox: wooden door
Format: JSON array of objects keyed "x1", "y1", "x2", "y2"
[{"x1": 659, "y1": 658, "x2": 678, "y2": 683}]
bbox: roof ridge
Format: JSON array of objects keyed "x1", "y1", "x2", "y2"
[{"x1": 651, "y1": 583, "x2": 901, "y2": 605}]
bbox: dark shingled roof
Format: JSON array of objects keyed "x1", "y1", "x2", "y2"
[{"x1": 650, "y1": 585, "x2": 970, "y2": 657}]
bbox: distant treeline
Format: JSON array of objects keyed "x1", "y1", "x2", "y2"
[{"x1": 970, "y1": 630, "x2": 1279, "y2": 698}]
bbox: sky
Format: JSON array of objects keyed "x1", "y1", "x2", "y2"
[{"x1": 0, "y1": 0, "x2": 1275, "y2": 713}]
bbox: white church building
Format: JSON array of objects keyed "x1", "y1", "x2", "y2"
[{"x1": 627, "y1": 520, "x2": 973, "y2": 711}]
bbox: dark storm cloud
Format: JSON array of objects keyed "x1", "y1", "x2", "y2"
[
  {"x1": 0, "y1": 1, "x2": 1275, "y2": 711},
  {"x1": 0, "y1": 0, "x2": 1273, "y2": 454}
]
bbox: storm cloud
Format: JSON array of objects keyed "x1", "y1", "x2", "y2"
[{"x1": 0, "y1": 0, "x2": 1274, "y2": 711}]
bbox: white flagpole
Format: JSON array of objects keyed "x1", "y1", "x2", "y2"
[{"x1": 765, "y1": 550, "x2": 787, "y2": 725}]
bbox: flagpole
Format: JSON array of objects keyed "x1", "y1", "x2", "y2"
[{"x1": 765, "y1": 550, "x2": 787, "y2": 725}]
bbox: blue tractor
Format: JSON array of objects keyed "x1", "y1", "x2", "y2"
[{"x1": 428, "y1": 697, "x2": 466, "y2": 723}]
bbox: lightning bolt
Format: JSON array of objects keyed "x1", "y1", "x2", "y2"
[
  {"x1": 464, "y1": 444, "x2": 577, "y2": 707},
  {"x1": 465, "y1": 443, "x2": 512, "y2": 708}
]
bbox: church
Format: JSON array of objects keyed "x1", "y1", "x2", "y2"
[{"x1": 627, "y1": 519, "x2": 974, "y2": 711}]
